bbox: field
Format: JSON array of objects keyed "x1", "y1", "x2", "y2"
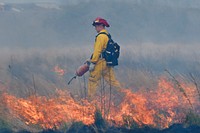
[
  {"x1": 0, "y1": 43, "x2": 200, "y2": 132},
  {"x1": 1, "y1": 0, "x2": 200, "y2": 132}
]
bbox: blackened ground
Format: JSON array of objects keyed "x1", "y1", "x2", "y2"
[
  {"x1": 0, "y1": 124, "x2": 200, "y2": 133},
  {"x1": 67, "y1": 124, "x2": 200, "y2": 133},
  {"x1": 41, "y1": 124, "x2": 200, "y2": 133}
]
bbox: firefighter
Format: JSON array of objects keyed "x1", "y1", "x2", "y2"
[{"x1": 87, "y1": 17, "x2": 121, "y2": 99}]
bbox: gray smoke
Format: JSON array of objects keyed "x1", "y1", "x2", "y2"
[{"x1": 0, "y1": 0, "x2": 200, "y2": 48}]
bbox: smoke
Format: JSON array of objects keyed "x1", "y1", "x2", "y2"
[
  {"x1": 0, "y1": 0, "x2": 200, "y2": 48},
  {"x1": 0, "y1": 0, "x2": 57, "y2": 3},
  {"x1": 0, "y1": 1, "x2": 200, "y2": 131}
]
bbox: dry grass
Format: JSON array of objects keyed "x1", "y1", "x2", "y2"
[
  {"x1": 0, "y1": 43, "x2": 200, "y2": 95},
  {"x1": 0, "y1": 43, "x2": 200, "y2": 131}
]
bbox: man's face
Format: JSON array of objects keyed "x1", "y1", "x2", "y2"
[{"x1": 95, "y1": 24, "x2": 104, "y2": 33}]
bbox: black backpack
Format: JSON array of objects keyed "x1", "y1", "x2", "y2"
[{"x1": 97, "y1": 32, "x2": 120, "y2": 67}]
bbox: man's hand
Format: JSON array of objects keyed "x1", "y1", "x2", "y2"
[
  {"x1": 84, "y1": 59, "x2": 95, "y2": 72},
  {"x1": 89, "y1": 62, "x2": 95, "y2": 72}
]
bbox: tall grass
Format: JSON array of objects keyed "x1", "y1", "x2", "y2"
[{"x1": 0, "y1": 43, "x2": 200, "y2": 131}]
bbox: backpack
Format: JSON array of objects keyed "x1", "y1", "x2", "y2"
[{"x1": 97, "y1": 32, "x2": 120, "y2": 67}]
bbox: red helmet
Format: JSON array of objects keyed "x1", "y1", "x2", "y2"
[{"x1": 92, "y1": 17, "x2": 110, "y2": 27}]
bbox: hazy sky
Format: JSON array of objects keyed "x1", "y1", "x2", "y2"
[
  {"x1": 1, "y1": 0, "x2": 200, "y2": 47},
  {"x1": 0, "y1": 0, "x2": 59, "y2": 3},
  {"x1": 1, "y1": 0, "x2": 200, "y2": 8},
  {"x1": 0, "y1": 0, "x2": 90, "y2": 5}
]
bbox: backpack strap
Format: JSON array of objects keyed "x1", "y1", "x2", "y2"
[
  {"x1": 94, "y1": 32, "x2": 112, "y2": 59},
  {"x1": 95, "y1": 32, "x2": 111, "y2": 41}
]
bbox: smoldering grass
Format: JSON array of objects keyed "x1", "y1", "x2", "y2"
[
  {"x1": 165, "y1": 69, "x2": 194, "y2": 110},
  {"x1": 185, "y1": 111, "x2": 200, "y2": 127},
  {"x1": 189, "y1": 73, "x2": 200, "y2": 101}
]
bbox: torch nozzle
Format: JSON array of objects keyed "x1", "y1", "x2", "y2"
[{"x1": 68, "y1": 75, "x2": 77, "y2": 85}]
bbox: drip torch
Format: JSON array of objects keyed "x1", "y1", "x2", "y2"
[{"x1": 68, "y1": 62, "x2": 89, "y2": 85}]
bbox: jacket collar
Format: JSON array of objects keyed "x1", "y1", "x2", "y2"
[{"x1": 99, "y1": 29, "x2": 108, "y2": 34}]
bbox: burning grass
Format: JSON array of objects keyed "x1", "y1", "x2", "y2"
[
  {"x1": 1, "y1": 77, "x2": 200, "y2": 132},
  {"x1": 0, "y1": 46, "x2": 199, "y2": 132}
]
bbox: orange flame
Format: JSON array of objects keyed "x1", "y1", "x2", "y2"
[
  {"x1": 54, "y1": 66, "x2": 65, "y2": 76},
  {"x1": 2, "y1": 77, "x2": 200, "y2": 129},
  {"x1": 3, "y1": 90, "x2": 96, "y2": 129}
]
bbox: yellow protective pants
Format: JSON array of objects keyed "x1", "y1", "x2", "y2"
[{"x1": 88, "y1": 59, "x2": 121, "y2": 98}]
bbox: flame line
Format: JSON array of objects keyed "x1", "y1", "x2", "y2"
[{"x1": 165, "y1": 69, "x2": 194, "y2": 110}]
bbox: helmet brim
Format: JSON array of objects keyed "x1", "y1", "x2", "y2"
[
  {"x1": 92, "y1": 22, "x2": 103, "y2": 26},
  {"x1": 92, "y1": 22, "x2": 110, "y2": 27}
]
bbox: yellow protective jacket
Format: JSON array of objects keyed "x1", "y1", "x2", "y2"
[{"x1": 90, "y1": 29, "x2": 109, "y2": 63}]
